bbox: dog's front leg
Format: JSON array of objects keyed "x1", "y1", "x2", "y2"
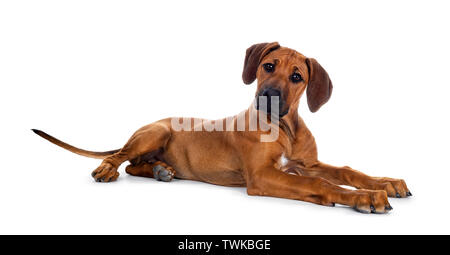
[
  {"x1": 246, "y1": 167, "x2": 392, "y2": 213},
  {"x1": 289, "y1": 162, "x2": 411, "y2": 198}
]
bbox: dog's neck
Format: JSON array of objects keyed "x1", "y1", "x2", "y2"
[
  {"x1": 245, "y1": 100, "x2": 300, "y2": 142},
  {"x1": 280, "y1": 100, "x2": 300, "y2": 142}
]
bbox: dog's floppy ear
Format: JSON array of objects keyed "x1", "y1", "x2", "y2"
[
  {"x1": 242, "y1": 42, "x2": 280, "y2": 84},
  {"x1": 306, "y1": 58, "x2": 333, "y2": 112}
]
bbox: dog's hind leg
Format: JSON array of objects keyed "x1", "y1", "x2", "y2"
[
  {"x1": 91, "y1": 123, "x2": 171, "y2": 182},
  {"x1": 125, "y1": 161, "x2": 176, "y2": 182}
]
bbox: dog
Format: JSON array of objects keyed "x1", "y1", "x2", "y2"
[{"x1": 33, "y1": 42, "x2": 411, "y2": 213}]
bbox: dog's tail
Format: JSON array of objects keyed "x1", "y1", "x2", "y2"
[{"x1": 31, "y1": 129, "x2": 120, "y2": 159}]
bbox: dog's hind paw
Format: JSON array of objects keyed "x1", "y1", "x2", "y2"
[
  {"x1": 92, "y1": 162, "x2": 119, "y2": 182},
  {"x1": 153, "y1": 165, "x2": 175, "y2": 182}
]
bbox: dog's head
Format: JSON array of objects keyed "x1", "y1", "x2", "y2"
[{"x1": 242, "y1": 42, "x2": 333, "y2": 116}]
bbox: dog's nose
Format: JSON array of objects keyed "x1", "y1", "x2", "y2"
[
  {"x1": 256, "y1": 88, "x2": 282, "y2": 114},
  {"x1": 261, "y1": 88, "x2": 281, "y2": 99}
]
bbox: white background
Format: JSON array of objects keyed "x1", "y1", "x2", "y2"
[{"x1": 1, "y1": 0, "x2": 449, "y2": 234}]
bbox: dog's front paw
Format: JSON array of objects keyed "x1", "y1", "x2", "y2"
[
  {"x1": 368, "y1": 177, "x2": 411, "y2": 198},
  {"x1": 91, "y1": 162, "x2": 119, "y2": 182},
  {"x1": 353, "y1": 190, "x2": 392, "y2": 214}
]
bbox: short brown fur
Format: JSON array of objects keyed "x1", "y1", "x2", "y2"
[{"x1": 33, "y1": 42, "x2": 410, "y2": 213}]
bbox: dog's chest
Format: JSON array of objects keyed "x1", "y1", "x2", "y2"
[
  {"x1": 276, "y1": 153, "x2": 290, "y2": 170},
  {"x1": 280, "y1": 154, "x2": 289, "y2": 167}
]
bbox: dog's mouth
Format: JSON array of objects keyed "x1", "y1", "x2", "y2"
[{"x1": 254, "y1": 88, "x2": 289, "y2": 118}]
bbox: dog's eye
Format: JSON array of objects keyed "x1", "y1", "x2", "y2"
[
  {"x1": 290, "y1": 73, "x2": 303, "y2": 83},
  {"x1": 263, "y1": 63, "x2": 275, "y2": 73}
]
